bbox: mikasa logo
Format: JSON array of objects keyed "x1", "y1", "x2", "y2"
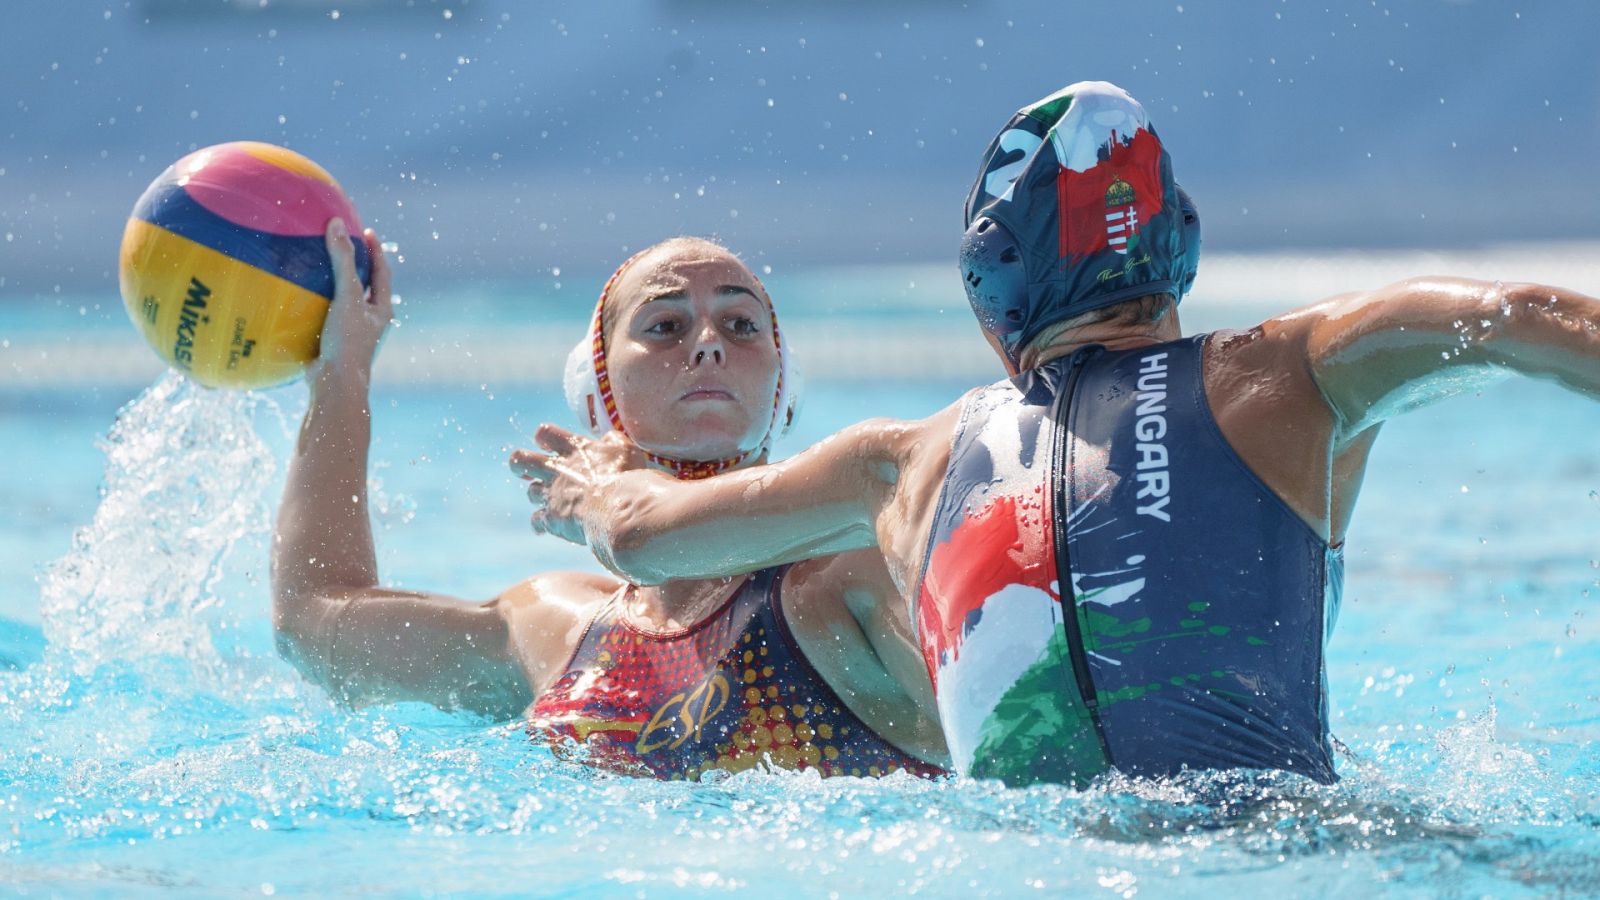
[
  {"x1": 1132, "y1": 351, "x2": 1172, "y2": 522},
  {"x1": 172, "y1": 277, "x2": 211, "y2": 368}
]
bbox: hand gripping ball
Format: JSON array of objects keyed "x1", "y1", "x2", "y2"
[{"x1": 118, "y1": 141, "x2": 371, "y2": 389}]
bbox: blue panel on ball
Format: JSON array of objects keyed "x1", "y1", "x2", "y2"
[{"x1": 132, "y1": 178, "x2": 371, "y2": 301}]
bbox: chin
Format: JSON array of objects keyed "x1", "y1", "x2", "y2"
[{"x1": 634, "y1": 419, "x2": 758, "y2": 460}]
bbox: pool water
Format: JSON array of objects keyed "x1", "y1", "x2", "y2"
[{"x1": 1, "y1": 278, "x2": 1598, "y2": 897}]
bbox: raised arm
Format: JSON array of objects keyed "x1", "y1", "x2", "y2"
[
  {"x1": 271, "y1": 219, "x2": 532, "y2": 718},
  {"x1": 1295, "y1": 277, "x2": 1600, "y2": 439},
  {"x1": 511, "y1": 412, "x2": 947, "y2": 587}
]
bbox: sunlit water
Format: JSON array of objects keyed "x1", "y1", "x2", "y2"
[{"x1": 2, "y1": 291, "x2": 1598, "y2": 897}]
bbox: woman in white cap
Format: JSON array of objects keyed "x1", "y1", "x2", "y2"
[{"x1": 272, "y1": 223, "x2": 947, "y2": 780}]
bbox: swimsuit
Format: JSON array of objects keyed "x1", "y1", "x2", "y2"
[
  {"x1": 530, "y1": 566, "x2": 943, "y2": 781},
  {"x1": 915, "y1": 336, "x2": 1342, "y2": 786}
]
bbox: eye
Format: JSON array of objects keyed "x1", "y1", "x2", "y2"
[
  {"x1": 643, "y1": 317, "x2": 682, "y2": 337},
  {"x1": 726, "y1": 315, "x2": 762, "y2": 338}
]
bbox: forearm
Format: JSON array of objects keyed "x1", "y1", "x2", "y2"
[
  {"x1": 591, "y1": 470, "x2": 878, "y2": 584},
  {"x1": 272, "y1": 362, "x2": 379, "y2": 618},
  {"x1": 268, "y1": 371, "x2": 534, "y2": 715},
  {"x1": 1307, "y1": 278, "x2": 1600, "y2": 435},
  {"x1": 1489, "y1": 282, "x2": 1600, "y2": 399}
]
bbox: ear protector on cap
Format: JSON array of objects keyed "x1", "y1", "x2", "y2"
[
  {"x1": 959, "y1": 216, "x2": 1029, "y2": 366},
  {"x1": 1175, "y1": 184, "x2": 1201, "y2": 298}
]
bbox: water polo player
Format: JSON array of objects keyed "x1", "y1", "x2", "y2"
[
  {"x1": 272, "y1": 224, "x2": 947, "y2": 779},
  {"x1": 514, "y1": 80, "x2": 1600, "y2": 786}
]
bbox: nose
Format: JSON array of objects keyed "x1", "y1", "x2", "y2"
[{"x1": 690, "y1": 319, "x2": 725, "y2": 368}]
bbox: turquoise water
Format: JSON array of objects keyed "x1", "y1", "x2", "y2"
[{"x1": 1, "y1": 282, "x2": 1598, "y2": 897}]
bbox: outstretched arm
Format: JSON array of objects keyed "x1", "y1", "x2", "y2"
[
  {"x1": 1296, "y1": 277, "x2": 1600, "y2": 439},
  {"x1": 271, "y1": 219, "x2": 532, "y2": 718},
  {"x1": 510, "y1": 417, "x2": 929, "y2": 586}
]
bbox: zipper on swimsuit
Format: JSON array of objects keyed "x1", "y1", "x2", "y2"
[{"x1": 1049, "y1": 345, "x2": 1114, "y2": 764}]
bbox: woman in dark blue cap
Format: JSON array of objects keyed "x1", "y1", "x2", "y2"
[{"x1": 516, "y1": 80, "x2": 1600, "y2": 787}]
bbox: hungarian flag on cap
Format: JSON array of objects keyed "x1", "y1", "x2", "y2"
[{"x1": 963, "y1": 81, "x2": 1189, "y2": 351}]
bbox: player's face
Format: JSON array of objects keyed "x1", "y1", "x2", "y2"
[{"x1": 605, "y1": 246, "x2": 780, "y2": 461}]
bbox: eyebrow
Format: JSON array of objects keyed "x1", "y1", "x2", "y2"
[{"x1": 640, "y1": 285, "x2": 760, "y2": 304}]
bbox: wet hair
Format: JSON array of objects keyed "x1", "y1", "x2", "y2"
[
  {"x1": 1068, "y1": 291, "x2": 1174, "y2": 329},
  {"x1": 1020, "y1": 292, "x2": 1174, "y2": 362}
]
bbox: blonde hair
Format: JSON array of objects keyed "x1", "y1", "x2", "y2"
[{"x1": 1021, "y1": 292, "x2": 1174, "y2": 361}]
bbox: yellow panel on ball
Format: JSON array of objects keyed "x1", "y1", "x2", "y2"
[{"x1": 120, "y1": 218, "x2": 329, "y2": 389}]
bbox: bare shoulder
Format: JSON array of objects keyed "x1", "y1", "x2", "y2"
[
  {"x1": 793, "y1": 398, "x2": 971, "y2": 512},
  {"x1": 1197, "y1": 305, "x2": 1362, "y2": 543},
  {"x1": 1202, "y1": 293, "x2": 1364, "y2": 411},
  {"x1": 496, "y1": 570, "x2": 616, "y2": 637},
  {"x1": 785, "y1": 547, "x2": 899, "y2": 607},
  {"x1": 498, "y1": 570, "x2": 619, "y2": 621},
  {"x1": 497, "y1": 570, "x2": 621, "y2": 695},
  {"x1": 889, "y1": 392, "x2": 973, "y2": 476},
  {"x1": 824, "y1": 397, "x2": 969, "y2": 469}
]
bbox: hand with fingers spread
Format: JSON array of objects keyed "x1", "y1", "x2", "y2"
[
  {"x1": 509, "y1": 425, "x2": 653, "y2": 551},
  {"x1": 311, "y1": 217, "x2": 393, "y2": 382}
]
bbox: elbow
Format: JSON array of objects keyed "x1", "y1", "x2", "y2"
[
  {"x1": 271, "y1": 605, "x2": 323, "y2": 685},
  {"x1": 270, "y1": 596, "x2": 314, "y2": 665},
  {"x1": 270, "y1": 587, "x2": 341, "y2": 690}
]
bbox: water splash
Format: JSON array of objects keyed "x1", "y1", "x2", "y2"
[{"x1": 37, "y1": 372, "x2": 277, "y2": 678}]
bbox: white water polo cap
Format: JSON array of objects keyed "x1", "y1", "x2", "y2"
[{"x1": 562, "y1": 248, "x2": 802, "y2": 480}]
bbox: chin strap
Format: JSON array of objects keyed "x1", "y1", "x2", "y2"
[{"x1": 585, "y1": 251, "x2": 787, "y2": 481}]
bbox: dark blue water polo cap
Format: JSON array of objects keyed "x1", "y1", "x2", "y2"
[{"x1": 960, "y1": 81, "x2": 1201, "y2": 372}]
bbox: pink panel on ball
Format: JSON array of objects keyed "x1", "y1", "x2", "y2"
[{"x1": 177, "y1": 144, "x2": 361, "y2": 237}]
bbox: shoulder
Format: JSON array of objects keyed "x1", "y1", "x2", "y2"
[
  {"x1": 779, "y1": 549, "x2": 915, "y2": 678},
  {"x1": 497, "y1": 570, "x2": 622, "y2": 693},
  {"x1": 857, "y1": 395, "x2": 971, "y2": 469},
  {"x1": 497, "y1": 570, "x2": 620, "y2": 628},
  {"x1": 784, "y1": 401, "x2": 970, "y2": 500},
  {"x1": 833, "y1": 394, "x2": 972, "y2": 456},
  {"x1": 1200, "y1": 302, "x2": 1353, "y2": 407}
]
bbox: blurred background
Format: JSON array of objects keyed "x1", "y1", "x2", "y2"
[
  {"x1": 2, "y1": 0, "x2": 1598, "y2": 618},
  {"x1": 3, "y1": 0, "x2": 1597, "y2": 290}
]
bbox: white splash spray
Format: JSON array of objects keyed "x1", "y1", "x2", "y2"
[{"x1": 38, "y1": 372, "x2": 278, "y2": 677}]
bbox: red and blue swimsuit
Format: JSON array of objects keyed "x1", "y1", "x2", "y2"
[{"x1": 530, "y1": 566, "x2": 943, "y2": 781}]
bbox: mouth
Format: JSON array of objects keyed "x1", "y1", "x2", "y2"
[{"x1": 680, "y1": 387, "x2": 738, "y2": 402}]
